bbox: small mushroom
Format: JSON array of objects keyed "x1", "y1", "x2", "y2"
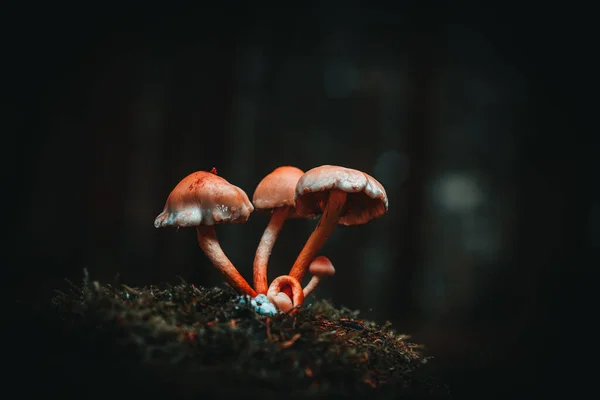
[
  {"x1": 266, "y1": 275, "x2": 305, "y2": 313},
  {"x1": 154, "y1": 170, "x2": 257, "y2": 297},
  {"x1": 289, "y1": 165, "x2": 388, "y2": 282},
  {"x1": 303, "y1": 256, "x2": 336, "y2": 297},
  {"x1": 252, "y1": 166, "x2": 305, "y2": 294}
]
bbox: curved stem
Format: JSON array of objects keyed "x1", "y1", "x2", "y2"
[
  {"x1": 281, "y1": 286, "x2": 293, "y2": 299},
  {"x1": 267, "y1": 275, "x2": 305, "y2": 312},
  {"x1": 303, "y1": 276, "x2": 321, "y2": 297},
  {"x1": 289, "y1": 190, "x2": 347, "y2": 282},
  {"x1": 253, "y1": 207, "x2": 289, "y2": 294},
  {"x1": 196, "y1": 225, "x2": 257, "y2": 297}
]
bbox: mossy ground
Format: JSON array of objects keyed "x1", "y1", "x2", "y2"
[{"x1": 28, "y1": 270, "x2": 448, "y2": 399}]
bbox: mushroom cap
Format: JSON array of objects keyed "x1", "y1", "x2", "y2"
[
  {"x1": 154, "y1": 171, "x2": 254, "y2": 228},
  {"x1": 308, "y1": 256, "x2": 336, "y2": 277},
  {"x1": 269, "y1": 292, "x2": 293, "y2": 313},
  {"x1": 252, "y1": 166, "x2": 305, "y2": 218},
  {"x1": 295, "y1": 165, "x2": 388, "y2": 225}
]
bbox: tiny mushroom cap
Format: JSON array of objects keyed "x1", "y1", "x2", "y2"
[
  {"x1": 252, "y1": 166, "x2": 305, "y2": 217},
  {"x1": 270, "y1": 292, "x2": 294, "y2": 313},
  {"x1": 267, "y1": 275, "x2": 305, "y2": 314},
  {"x1": 303, "y1": 256, "x2": 335, "y2": 297},
  {"x1": 154, "y1": 171, "x2": 254, "y2": 228},
  {"x1": 309, "y1": 255, "x2": 336, "y2": 277},
  {"x1": 294, "y1": 165, "x2": 388, "y2": 226}
]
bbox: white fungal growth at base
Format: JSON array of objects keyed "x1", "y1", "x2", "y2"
[{"x1": 237, "y1": 294, "x2": 278, "y2": 316}]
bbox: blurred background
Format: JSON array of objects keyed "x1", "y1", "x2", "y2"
[{"x1": 7, "y1": 2, "x2": 593, "y2": 398}]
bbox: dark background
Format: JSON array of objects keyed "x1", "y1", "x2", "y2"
[{"x1": 6, "y1": 3, "x2": 593, "y2": 398}]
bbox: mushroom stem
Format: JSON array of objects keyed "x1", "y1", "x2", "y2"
[
  {"x1": 267, "y1": 275, "x2": 305, "y2": 313},
  {"x1": 303, "y1": 276, "x2": 321, "y2": 297},
  {"x1": 196, "y1": 225, "x2": 257, "y2": 297},
  {"x1": 289, "y1": 189, "x2": 347, "y2": 282},
  {"x1": 253, "y1": 206, "x2": 290, "y2": 294}
]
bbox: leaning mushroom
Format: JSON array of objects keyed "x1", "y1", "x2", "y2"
[
  {"x1": 303, "y1": 256, "x2": 336, "y2": 297},
  {"x1": 154, "y1": 170, "x2": 257, "y2": 297},
  {"x1": 266, "y1": 275, "x2": 305, "y2": 314},
  {"x1": 252, "y1": 166, "x2": 305, "y2": 294},
  {"x1": 288, "y1": 165, "x2": 388, "y2": 283}
]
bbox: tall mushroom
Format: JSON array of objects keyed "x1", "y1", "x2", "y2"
[
  {"x1": 154, "y1": 170, "x2": 257, "y2": 297},
  {"x1": 252, "y1": 166, "x2": 305, "y2": 294},
  {"x1": 288, "y1": 165, "x2": 388, "y2": 283}
]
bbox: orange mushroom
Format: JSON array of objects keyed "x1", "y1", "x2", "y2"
[
  {"x1": 303, "y1": 256, "x2": 336, "y2": 297},
  {"x1": 289, "y1": 165, "x2": 388, "y2": 283},
  {"x1": 251, "y1": 166, "x2": 305, "y2": 294},
  {"x1": 154, "y1": 170, "x2": 257, "y2": 297},
  {"x1": 266, "y1": 275, "x2": 305, "y2": 314}
]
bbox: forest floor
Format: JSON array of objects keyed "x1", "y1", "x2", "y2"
[{"x1": 19, "y1": 270, "x2": 449, "y2": 399}]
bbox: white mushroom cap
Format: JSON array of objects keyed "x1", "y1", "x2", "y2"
[
  {"x1": 294, "y1": 165, "x2": 388, "y2": 226},
  {"x1": 154, "y1": 171, "x2": 254, "y2": 228}
]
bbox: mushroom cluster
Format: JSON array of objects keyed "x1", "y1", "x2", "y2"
[{"x1": 154, "y1": 165, "x2": 388, "y2": 314}]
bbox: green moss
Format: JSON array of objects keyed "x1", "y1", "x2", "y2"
[{"x1": 45, "y1": 270, "x2": 448, "y2": 398}]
